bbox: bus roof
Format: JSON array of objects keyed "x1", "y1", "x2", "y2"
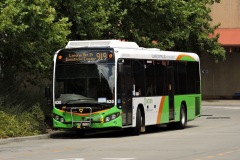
[
  {"x1": 66, "y1": 40, "x2": 140, "y2": 49},
  {"x1": 116, "y1": 48, "x2": 199, "y2": 61},
  {"x1": 64, "y1": 40, "x2": 199, "y2": 62}
]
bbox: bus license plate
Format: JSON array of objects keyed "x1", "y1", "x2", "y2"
[{"x1": 82, "y1": 122, "x2": 90, "y2": 127}]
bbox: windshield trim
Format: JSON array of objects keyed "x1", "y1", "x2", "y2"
[{"x1": 53, "y1": 63, "x2": 115, "y2": 106}]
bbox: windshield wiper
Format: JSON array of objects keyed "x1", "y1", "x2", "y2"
[
  {"x1": 65, "y1": 97, "x2": 98, "y2": 104},
  {"x1": 65, "y1": 99, "x2": 81, "y2": 104},
  {"x1": 60, "y1": 94, "x2": 95, "y2": 104},
  {"x1": 65, "y1": 98, "x2": 92, "y2": 104}
]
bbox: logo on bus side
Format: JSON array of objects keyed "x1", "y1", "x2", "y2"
[
  {"x1": 144, "y1": 98, "x2": 153, "y2": 105},
  {"x1": 152, "y1": 54, "x2": 175, "y2": 59}
]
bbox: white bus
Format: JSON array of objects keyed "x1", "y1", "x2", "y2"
[{"x1": 49, "y1": 40, "x2": 201, "y2": 136}]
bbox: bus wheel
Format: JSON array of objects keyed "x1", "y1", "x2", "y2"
[
  {"x1": 132, "y1": 108, "x2": 142, "y2": 136},
  {"x1": 176, "y1": 105, "x2": 187, "y2": 129}
]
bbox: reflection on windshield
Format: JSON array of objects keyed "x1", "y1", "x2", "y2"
[
  {"x1": 55, "y1": 64, "x2": 115, "y2": 104},
  {"x1": 97, "y1": 64, "x2": 115, "y2": 94}
]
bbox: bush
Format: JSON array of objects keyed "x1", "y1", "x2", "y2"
[
  {"x1": 0, "y1": 71, "x2": 51, "y2": 139},
  {"x1": 0, "y1": 103, "x2": 47, "y2": 139}
]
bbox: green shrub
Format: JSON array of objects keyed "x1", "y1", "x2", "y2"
[{"x1": 0, "y1": 103, "x2": 47, "y2": 139}]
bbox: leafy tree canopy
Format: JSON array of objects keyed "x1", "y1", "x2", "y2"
[
  {"x1": 0, "y1": 0, "x2": 71, "y2": 78},
  {"x1": 119, "y1": 0, "x2": 225, "y2": 60},
  {"x1": 54, "y1": 0, "x2": 126, "y2": 40}
]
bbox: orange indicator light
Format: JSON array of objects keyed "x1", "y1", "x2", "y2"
[
  {"x1": 58, "y1": 55, "x2": 63, "y2": 60},
  {"x1": 108, "y1": 53, "x2": 113, "y2": 59}
]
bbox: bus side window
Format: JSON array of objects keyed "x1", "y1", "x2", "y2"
[
  {"x1": 145, "y1": 60, "x2": 156, "y2": 96},
  {"x1": 186, "y1": 62, "x2": 200, "y2": 94},
  {"x1": 155, "y1": 61, "x2": 166, "y2": 95},
  {"x1": 132, "y1": 60, "x2": 145, "y2": 96},
  {"x1": 177, "y1": 62, "x2": 187, "y2": 94}
]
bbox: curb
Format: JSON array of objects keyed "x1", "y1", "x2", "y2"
[
  {"x1": 0, "y1": 133, "x2": 51, "y2": 145},
  {"x1": 0, "y1": 131, "x2": 72, "y2": 145}
]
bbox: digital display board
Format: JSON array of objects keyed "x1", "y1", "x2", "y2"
[{"x1": 57, "y1": 50, "x2": 114, "y2": 63}]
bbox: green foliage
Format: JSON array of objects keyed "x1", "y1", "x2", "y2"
[
  {"x1": 0, "y1": 103, "x2": 46, "y2": 139},
  {"x1": 54, "y1": 0, "x2": 126, "y2": 40},
  {"x1": 0, "y1": 0, "x2": 71, "y2": 79},
  {"x1": 117, "y1": 0, "x2": 225, "y2": 60}
]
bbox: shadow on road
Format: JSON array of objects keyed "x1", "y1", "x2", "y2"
[{"x1": 49, "y1": 124, "x2": 199, "y2": 139}]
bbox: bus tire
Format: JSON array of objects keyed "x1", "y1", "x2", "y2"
[
  {"x1": 132, "y1": 108, "x2": 142, "y2": 136},
  {"x1": 176, "y1": 105, "x2": 187, "y2": 129}
]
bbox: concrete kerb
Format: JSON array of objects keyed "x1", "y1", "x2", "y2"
[
  {"x1": 0, "y1": 133, "x2": 51, "y2": 145},
  {"x1": 0, "y1": 131, "x2": 74, "y2": 145}
]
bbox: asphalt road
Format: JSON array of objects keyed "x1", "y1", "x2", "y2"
[{"x1": 0, "y1": 103, "x2": 240, "y2": 160}]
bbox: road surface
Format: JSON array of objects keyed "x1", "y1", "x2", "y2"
[{"x1": 0, "y1": 104, "x2": 240, "y2": 160}]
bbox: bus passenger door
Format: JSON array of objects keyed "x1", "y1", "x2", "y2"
[
  {"x1": 117, "y1": 63, "x2": 133, "y2": 126},
  {"x1": 167, "y1": 66, "x2": 174, "y2": 121}
]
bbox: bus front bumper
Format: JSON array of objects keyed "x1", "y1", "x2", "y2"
[{"x1": 53, "y1": 117, "x2": 122, "y2": 129}]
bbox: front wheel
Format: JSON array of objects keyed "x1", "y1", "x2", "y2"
[{"x1": 132, "y1": 108, "x2": 142, "y2": 136}]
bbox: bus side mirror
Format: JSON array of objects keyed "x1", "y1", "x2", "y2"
[
  {"x1": 45, "y1": 86, "x2": 51, "y2": 98},
  {"x1": 118, "y1": 59, "x2": 124, "y2": 73},
  {"x1": 45, "y1": 86, "x2": 52, "y2": 105}
]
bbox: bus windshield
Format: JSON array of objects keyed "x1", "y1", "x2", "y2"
[{"x1": 54, "y1": 63, "x2": 115, "y2": 104}]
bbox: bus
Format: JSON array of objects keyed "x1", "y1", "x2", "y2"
[{"x1": 48, "y1": 40, "x2": 201, "y2": 136}]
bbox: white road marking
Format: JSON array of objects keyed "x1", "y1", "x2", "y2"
[
  {"x1": 102, "y1": 158, "x2": 136, "y2": 160},
  {"x1": 54, "y1": 158, "x2": 136, "y2": 160},
  {"x1": 55, "y1": 158, "x2": 85, "y2": 160}
]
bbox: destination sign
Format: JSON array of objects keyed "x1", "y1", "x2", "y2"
[{"x1": 58, "y1": 50, "x2": 114, "y2": 63}]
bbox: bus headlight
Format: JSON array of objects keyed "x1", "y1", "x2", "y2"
[
  {"x1": 53, "y1": 114, "x2": 65, "y2": 123},
  {"x1": 60, "y1": 117, "x2": 65, "y2": 123},
  {"x1": 105, "y1": 117, "x2": 111, "y2": 122},
  {"x1": 55, "y1": 115, "x2": 60, "y2": 121},
  {"x1": 111, "y1": 114, "x2": 117, "y2": 120},
  {"x1": 104, "y1": 112, "x2": 120, "y2": 123}
]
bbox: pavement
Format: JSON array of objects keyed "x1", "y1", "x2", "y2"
[
  {"x1": 1, "y1": 99, "x2": 240, "y2": 145},
  {"x1": 202, "y1": 99, "x2": 240, "y2": 106}
]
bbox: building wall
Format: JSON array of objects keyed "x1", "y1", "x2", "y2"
[
  {"x1": 200, "y1": 0, "x2": 240, "y2": 99},
  {"x1": 209, "y1": 0, "x2": 240, "y2": 28},
  {"x1": 201, "y1": 51, "x2": 240, "y2": 99}
]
